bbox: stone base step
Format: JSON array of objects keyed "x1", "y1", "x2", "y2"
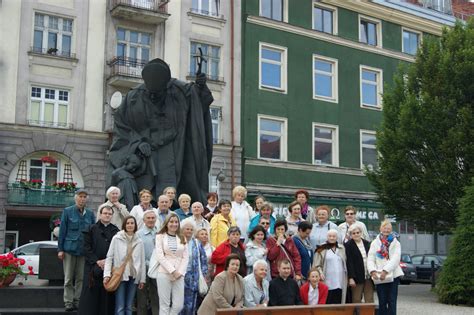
[
  {"x1": 0, "y1": 309, "x2": 76, "y2": 315},
  {"x1": 0, "y1": 286, "x2": 63, "y2": 309}
]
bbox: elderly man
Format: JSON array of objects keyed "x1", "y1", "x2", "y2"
[
  {"x1": 243, "y1": 260, "x2": 270, "y2": 307},
  {"x1": 181, "y1": 202, "x2": 211, "y2": 232},
  {"x1": 156, "y1": 194, "x2": 173, "y2": 228},
  {"x1": 78, "y1": 204, "x2": 119, "y2": 315},
  {"x1": 137, "y1": 210, "x2": 159, "y2": 315},
  {"x1": 58, "y1": 189, "x2": 96, "y2": 312}
]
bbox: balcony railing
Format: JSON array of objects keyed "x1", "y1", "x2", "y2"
[
  {"x1": 27, "y1": 120, "x2": 74, "y2": 129},
  {"x1": 28, "y1": 47, "x2": 76, "y2": 59},
  {"x1": 7, "y1": 185, "x2": 76, "y2": 207},
  {"x1": 111, "y1": 0, "x2": 168, "y2": 12},
  {"x1": 189, "y1": 7, "x2": 224, "y2": 19},
  {"x1": 109, "y1": 56, "x2": 147, "y2": 78},
  {"x1": 187, "y1": 72, "x2": 225, "y2": 83}
]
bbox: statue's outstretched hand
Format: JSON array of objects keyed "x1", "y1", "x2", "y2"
[
  {"x1": 138, "y1": 142, "x2": 151, "y2": 157},
  {"x1": 196, "y1": 73, "x2": 207, "y2": 87}
]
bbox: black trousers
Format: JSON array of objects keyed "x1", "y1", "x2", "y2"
[{"x1": 326, "y1": 288, "x2": 343, "y2": 304}]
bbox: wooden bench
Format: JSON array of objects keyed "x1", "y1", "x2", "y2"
[{"x1": 217, "y1": 303, "x2": 376, "y2": 315}]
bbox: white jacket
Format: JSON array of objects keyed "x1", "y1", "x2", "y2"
[
  {"x1": 367, "y1": 235, "x2": 404, "y2": 278},
  {"x1": 231, "y1": 201, "x2": 255, "y2": 237},
  {"x1": 104, "y1": 231, "x2": 146, "y2": 284}
]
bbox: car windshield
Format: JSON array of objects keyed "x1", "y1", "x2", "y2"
[{"x1": 401, "y1": 254, "x2": 412, "y2": 263}]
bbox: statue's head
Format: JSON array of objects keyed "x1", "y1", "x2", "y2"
[{"x1": 142, "y1": 58, "x2": 171, "y2": 93}]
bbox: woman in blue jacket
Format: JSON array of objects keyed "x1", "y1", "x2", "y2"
[{"x1": 292, "y1": 221, "x2": 314, "y2": 280}]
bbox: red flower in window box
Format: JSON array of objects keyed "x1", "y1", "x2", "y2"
[{"x1": 40, "y1": 156, "x2": 57, "y2": 164}]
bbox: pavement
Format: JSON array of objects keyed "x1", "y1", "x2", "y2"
[{"x1": 397, "y1": 283, "x2": 474, "y2": 315}]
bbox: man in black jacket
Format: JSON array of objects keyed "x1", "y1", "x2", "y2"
[
  {"x1": 78, "y1": 205, "x2": 119, "y2": 315},
  {"x1": 268, "y1": 259, "x2": 303, "y2": 306}
]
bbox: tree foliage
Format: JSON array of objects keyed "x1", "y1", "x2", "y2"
[
  {"x1": 436, "y1": 178, "x2": 474, "y2": 305},
  {"x1": 367, "y1": 20, "x2": 474, "y2": 234}
]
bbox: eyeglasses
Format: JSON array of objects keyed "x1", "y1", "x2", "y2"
[
  {"x1": 345, "y1": 212, "x2": 355, "y2": 215},
  {"x1": 351, "y1": 231, "x2": 360, "y2": 235},
  {"x1": 260, "y1": 222, "x2": 270, "y2": 226}
]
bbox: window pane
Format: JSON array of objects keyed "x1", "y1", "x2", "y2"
[
  {"x1": 59, "y1": 91, "x2": 68, "y2": 101},
  {"x1": 410, "y1": 33, "x2": 419, "y2": 54},
  {"x1": 211, "y1": 46, "x2": 220, "y2": 58},
  {"x1": 58, "y1": 104, "x2": 68, "y2": 125},
  {"x1": 30, "y1": 160, "x2": 43, "y2": 167},
  {"x1": 262, "y1": 48, "x2": 281, "y2": 62},
  {"x1": 48, "y1": 32, "x2": 57, "y2": 49},
  {"x1": 261, "y1": 0, "x2": 272, "y2": 18},
  {"x1": 362, "y1": 70, "x2": 377, "y2": 82},
  {"x1": 20, "y1": 244, "x2": 40, "y2": 255},
  {"x1": 63, "y1": 19, "x2": 73, "y2": 32},
  {"x1": 210, "y1": 59, "x2": 219, "y2": 79},
  {"x1": 261, "y1": 62, "x2": 281, "y2": 88},
  {"x1": 202, "y1": 0, "x2": 209, "y2": 12},
  {"x1": 45, "y1": 89, "x2": 55, "y2": 99},
  {"x1": 314, "y1": 141, "x2": 332, "y2": 165},
  {"x1": 315, "y1": 127, "x2": 332, "y2": 140},
  {"x1": 362, "y1": 147, "x2": 378, "y2": 168},
  {"x1": 130, "y1": 31, "x2": 139, "y2": 43},
  {"x1": 362, "y1": 83, "x2": 377, "y2": 105},
  {"x1": 362, "y1": 133, "x2": 376, "y2": 146},
  {"x1": 360, "y1": 22, "x2": 368, "y2": 43},
  {"x1": 315, "y1": 73, "x2": 332, "y2": 97},
  {"x1": 323, "y1": 10, "x2": 332, "y2": 33},
  {"x1": 272, "y1": 0, "x2": 282, "y2": 21},
  {"x1": 141, "y1": 48, "x2": 149, "y2": 62},
  {"x1": 211, "y1": 0, "x2": 218, "y2": 15},
  {"x1": 260, "y1": 134, "x2": 281, "y2": 159},
  {"x1": 32, "y1": 87, "x2": 41, "y2": 98},
  {"x1": 117, "y1": 28, "x2": 126, "y2": 41},
  {"x1": 315, "y1": 60, "x2": 332, "y2": 72},
  {"x1": 367, "y1": 22, "x2": 377, "y2": 45},
  {"x1": 30, "y1": 101, "x2": 41, "y2": 121},
  {"x1": 62, "y1": 35, "x2": 71, "y2": 55},
  {"x1": 45, "y1": 168, "x2": 58, "y2": 186},
  {"x1": 129, "y1": 46, "x2": 137, "y2": 61},
  {"x1": 314, "y1": 7, "x2": 323, "y2": 31},
  {"x1": 49, "y1": 16, "x2": 58, "y2": 29},
  {"x1": 35, "y1": 13, "x2": 44, "y2": 27},
  {"x1": 192, "y1": 0, "x2": 199, "y2": 10},
  {"x1": 44, "y1": 103, "x2": 54, "y2": 122},
  {"x1": 261, "y1": 119, "x2": 281, "y2": 132},
  {"x1": 34, "y1": 31, "x2": 43, "y2": 51},
  {"x1": 141, "y1": 33, "x2": 150, "y2": 45},
  {"x1": 117, "y1": 43, "x2": 126, "y2": 57}
]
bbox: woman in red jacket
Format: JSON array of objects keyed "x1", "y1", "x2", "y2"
[
  {"x1": 211, "y1": 226, "x2": 247, "y2": 277},
  {"x1": 266, "y1": 220, "x2": 302, "y2": 280},
  {"x1": 300, "y1": 268, "x2": 328, "y2": 305}
]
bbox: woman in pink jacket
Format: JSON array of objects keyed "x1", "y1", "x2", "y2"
[{"x1": 155, "y1": 213, "x2": 189, "y2": 315}]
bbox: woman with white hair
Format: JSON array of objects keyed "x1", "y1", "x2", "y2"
[
  {"x1": 98, "y1": 186, "x2": 130, "y2": 229},
  {"x1": 367, "y1": 220, "x2": 403, "y2": 315},
  {"x1": 230, "y1": 186, "x2": 255, "y2": 242},
  {"x1": 313, "y1": 229, "x2": 347, "y2": 304},
  {"x1": 243, "y1": 259, "x2": 270, "y2": 307}
]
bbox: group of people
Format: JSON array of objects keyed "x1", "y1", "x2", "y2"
[{"x1": 57, "y1": 186, "x2": 402, "y2": 315}]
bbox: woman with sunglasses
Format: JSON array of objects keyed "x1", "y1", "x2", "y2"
[{"x1": 337, "y1": 206, "x2": 370, "y2": 243}]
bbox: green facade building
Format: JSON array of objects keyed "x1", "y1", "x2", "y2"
[{"x1": 241, "y1": 0, "x2": 455, "y2": 236}]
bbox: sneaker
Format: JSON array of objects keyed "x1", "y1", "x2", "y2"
[{"x1": 65, "y1": 305, "x2": 74, "y2": 312}]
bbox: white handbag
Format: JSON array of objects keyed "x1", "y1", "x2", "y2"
[
  {"x1": 147, "y1": 236, "x2": 162, "y2": 279},
  {"x1": 196, "y1": 239, "x2": 209, "y2": 296}
]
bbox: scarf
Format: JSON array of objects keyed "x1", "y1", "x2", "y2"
[
  {"x1": 376, "y1": 233, "x2": 395, "y2": 260},
  {"x1": 124, "y1": 232, "x2": 137, "y2": 277},
  {"x1": 301, "y1": 203, "x2": 309, "y2": 218},
  {"x1": 293, "y1": 234, "x2": 312, "y2": 251},
  {"x1": 317, "y1": 241, "x2": 338, "y2": 253}
]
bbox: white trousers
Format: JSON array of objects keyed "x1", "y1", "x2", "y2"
[{"x1": 156, "y1": 272, "x2": 184, "y2": 315}]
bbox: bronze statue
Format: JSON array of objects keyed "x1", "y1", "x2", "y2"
[{"x1": 108, "y1": 58, "x2": 214, "y2": 207}]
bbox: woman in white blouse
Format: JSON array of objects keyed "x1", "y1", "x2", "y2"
[
  {"x1": 230, "y1": 186, "x2": 255, "y2": 242},
  {"x1": 129, "y1": 189, "x2": 156, "y2": 231},
  {"x1": 155, "y1": 213, "x2": 189, "y2": 315}
]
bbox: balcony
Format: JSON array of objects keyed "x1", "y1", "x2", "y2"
[
  {"x1": 107, "y1": 57, "x2": 146, "y2": 88},
  {"x1": 27, "y1": 119, "x2": 74, "y2": 130},
  {"x1": 110, "y1": 0, "x2": 170, "y2": 24},
  {"x1": 7, "y1": 185, "x2": 75, "y2": 207},
  {"x1": 28, "y1": 47, "x2": 78, "y2": 61}
]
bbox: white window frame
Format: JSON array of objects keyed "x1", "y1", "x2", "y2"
[
  {"x1": 29, "y1": 86, "x2": 70, "y2": 128},
  {"x1": 259, "y1": 0, "x2": 289, "y2": 22},
  {"x1": 259, "y1": 42, "x2": 287, "y2": 93},
  {"x1": 28, "y1": 158, "x2": 60, "y2": 187},
  {"x1": 33, "y1": 12, "x2": 74, "y2": 57},
  {"x1": 358, "y1": 15, "x2": 382, "y2": 48},
  {"x1": 313, "y1": 54, "x2": 338, "y2": 103},
  {"x1": 312, "y1": 2, "x2": 338, "y2": 35},
  {"x1": 190, "y1": 41, "x2": 222, "y2": 81},
  {"x1": 360, "y1": 65, "x2": 383, "y2": 110},
  {"x1": 402, "y1": 27, "x2": 422, "y2": 55},
  {"x1": 257, "y1": 114, "x2": 288, "y2": 161},
  {"x1": 360, "y1": 129, "x2": 377, "y2": 170},
  {"x1": 312, "y1": 123, "x2": 339, "y2": 167},
  {"x1": 116, "y1": 27, "x2": 152, "y2": 76},
  {"x1": 191, "y1": 0, "x2": 220, "y2": 17},
  {"x1": 210, "y1": 106, "x2": 222, "y2": 144}
]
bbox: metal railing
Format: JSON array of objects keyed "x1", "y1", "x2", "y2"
[
  {"x1": 29, "y1": 47, "x2": 76, "y2": 59},
  {"x1": 189, "y1": 7, "x2": 224, "y2": 19},
  {"x1": 109, "y1": 56, "x2": 147, "y2": 78},
  {"x1": 7, "y1": 184, "x2": 76, "y2": 207},
  {"x1": 27, "y1": 120, "x2": 74, "y2": 129},
  {"x1": 187, "y1": 72, "x2": 224, "y2": 83},
  {"x1": 110, "y1": 0, "x2": 168, "y2": 13}
]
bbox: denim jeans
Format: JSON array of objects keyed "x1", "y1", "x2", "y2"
[
  {"x1": 376, "y1": 276, "x2": 399, "y2": 315},
  {"x1": 115, "y1": 278, "x2": 137, "y2": 315}
]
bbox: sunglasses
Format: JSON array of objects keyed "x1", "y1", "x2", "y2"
[
  {"x1": 345, "y1": 212, "x2": 355, "y2": 215},
  {"x1": 260, "y1": 222, "x2": 270, "y2": 226}
]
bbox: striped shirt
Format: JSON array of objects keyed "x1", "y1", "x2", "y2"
[{"x1": 167, "y1": 234, "x2": 178, "y2": 252}]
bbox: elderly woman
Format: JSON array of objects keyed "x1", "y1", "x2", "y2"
[
  {"x1": 175, "y1": 194, "x2": 193, "y2": 221},
  {"x1": 247, "y1": 202, "x2": 276, "y2": 235},
  {"x1": 181, "y1": 222, "x2": 208, "y2": 315},
  {"x1": 286, "y1": 201, "x2": 303, "y2": 236},
  {"x1": 338, "y1": 206, "x2": 370, "y2": 243},
  {"x1": 267, "y1": 220, "x2": 302, "y2": 280},
  {"x1": 292, "y1": 221, "x2": 314, "y2": 280},
  {"x1": 309, "y1": 205, "x2": 339, "y2": 250},
  {"x1": 182, "y1": 202, "x2": 211, "y2": 233},
  {"x1": 210, "y1": 199, "x2": 236, "y2": 248},
  {"x1": 211, "y1": 226, "x2": 247, "y2": 277},
  {"x1": 368, "y1": 220, "x2": 403, "y2": 315},
  {"x1": 245, "y1": 225, "x2": 268, "y2": 275},
  {"x1": 295, "y1": 189, "x2": 314, "y2": 223},
  {"x1": 345, "y1": 224, "x2": 374, "y2": 303},
  {"x1": 198, "y1": 254, "x2": 244, "y2": 314},
  {"x1": 129, "y1": 189, "x2": 156, "y2": 231},
  {"x1": 196, "y1": 228, "x2": 214, "y2": 278},
  {"x1": 243, "y1": 259, "x2": 270, "y2": 307},
  {"x1": 300, "y1": 268, "x2": 328, "y2": 305},
  {"x1": 163, "y1": 186, "x2": 179, "y2": 210},
  {"x1": 230, "y1": 186, "x2": 255, "y2": 241},
  {"x1": 313, "y1": 229, "x2": 347, "y2": 304},
  {"x1": 98, "y1": 186, "x2": 130, "y2": 229}
]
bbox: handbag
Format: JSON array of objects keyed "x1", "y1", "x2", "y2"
[
  {"x1": 104, "y1": 247, "x2": 133, "y2": 292},
  {"x1": 371, "y1": 270, "x2": 394, "y2": 285},
  {"x1": 147, "y1": 234, "x2": 163, "y2": 279},
  {"x1": 195, "y1": 239, "x2": 209, "y2": 296}
]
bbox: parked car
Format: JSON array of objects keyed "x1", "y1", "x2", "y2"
[
  {"x1": 410, "y1": 254, "x2": 446, "y2": 281},
  {"x1": 11, "y1": 241, "x2": 58, "y2": 275},
  {"x1": 399, "y1": 253, "x2": 417, "y2": 284}
]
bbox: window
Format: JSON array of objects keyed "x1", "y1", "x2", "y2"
[
  {"x1": 361, "y1": 131, "x2": 378, "y2": 170},
  {"x1": 313, "y1": 123, "x2": 339, "y2": 166},
  {"x1": 210, "y1": 107, "x2": 222, "y2": 144},
  {"x1": 411, "y1": 256, "x2": 423, "y2": 264},
  {"x1": 259, "y1": 43, "x2": 287, "y2": 92},
  {"x1": 33, "y1": 13, "x2": 73, "y2": 57},
  {"x1": 258, "y1": 115, "x2": 287, "y2": 161},
  {"x1": 402, "y1": 29, "x2": 420, "y2": 55},
  {"x1": 29, "y1": 86, "x2": 69, "y2": 128},
  {"x1": 116, "y1": 28, "x2": 151, "y2": 72},
  {"x1": 191, "y1": 0, "x2": 219, "y2": 17},
  {"x1": 313, "y1": 4, "x2": 336, "y2": 34},
  {"x1": 359, "y1": 16, "x2": 381, "y2": 47},
  {"x1": 29, "y1": 158, "x2": 59, "y2": 187},
  {"x1": 313, "y1": 55, "x2": 338, "y2": 102},
  {"x1": 260, "y1": 0, "x2": 283, "y2": 21},
  {"x1": 190, "y1": 42, "x2": 221, "y2": 81},
  {"x1": 360, "y1": 66, "x2": 383, "y2": 109}
]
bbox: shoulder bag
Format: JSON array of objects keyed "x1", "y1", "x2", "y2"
[
  {"x1": 104, "y1": 246, "x2": 133, "y2": 292},
  {"x1": 147, "y1": 235, "x2": 162, "y2": 279},
  {"x1": 195, "y1": 239, "x2": 209, "y2": 296}
]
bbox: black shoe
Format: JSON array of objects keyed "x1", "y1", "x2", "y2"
[{"x1": 65, "y1": 305, "x2": 74, "y2": 312}]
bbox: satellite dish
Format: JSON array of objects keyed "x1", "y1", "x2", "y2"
[{"x1": 110, "y1": 91, "x2": 123, "y2": 109}]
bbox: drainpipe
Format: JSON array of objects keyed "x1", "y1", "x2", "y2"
[{"x1": 230, "y1": 0, "x2": 236, "y2": 188}]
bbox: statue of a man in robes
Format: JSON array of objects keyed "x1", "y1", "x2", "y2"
[{"x1": 108, "y1": 58, "x2": 214, "y2": 207}]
